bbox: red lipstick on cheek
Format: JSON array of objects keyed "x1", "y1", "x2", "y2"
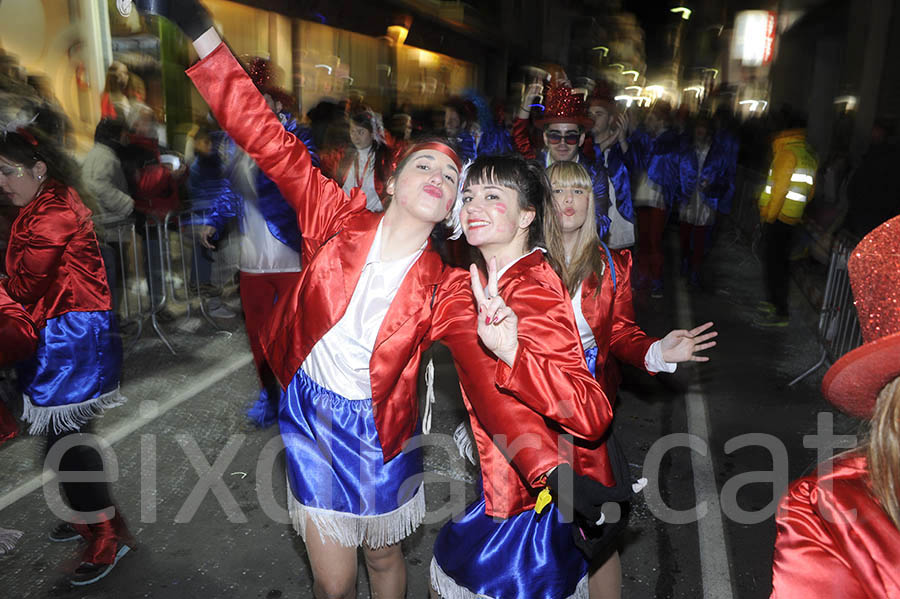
[
  {"x1": 445, "y1": 196, "x2": 454, "y2": 211},
  {"x1": 494, "y1": 203, "x2": 507, "y2": 214}
]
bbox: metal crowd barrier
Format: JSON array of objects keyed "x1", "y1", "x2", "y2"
[
  {"x1": 725, "y1": 166, "x2": 767, "y2": 244},
  {"x1": 100, "y1": 210, "x2": 238, "y2": 355},
  {"x1": 788, "y1": 231, "x2": 863, "y2": 386}
]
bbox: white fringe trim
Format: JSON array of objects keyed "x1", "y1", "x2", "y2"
[
  {"x1": 288, "y1": 482, "x2": 425, "y2": 549},
  {"x1": 0, "y1": 528, "x2": 23, "y2": 555},
  {"x1": 21, "y1": 387, "x2": 127, "y2": 435},
  {"x1": 430, "y1": 556, "x2": 589, "y2": 599}
]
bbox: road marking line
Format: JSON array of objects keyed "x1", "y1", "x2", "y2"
[
  {"x1": 672, "y1": 248, "x2": 735, "y2": 599},
  {"x1": 0, "y1": 352, "x2": 253, "y2": 513}
]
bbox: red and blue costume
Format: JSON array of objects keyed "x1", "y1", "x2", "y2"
[
  {"x1": 5, "y1": 181, "x2": 123, "y2": 435},
  {"x1": 432, "y1": 250, "x2": 616, "y2": 598}
]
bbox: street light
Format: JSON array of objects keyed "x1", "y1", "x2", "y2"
[
  {"x1": 683, "y1": 86, "x2": 704, "y2": 94},
  {"x1": 622, "y1": 70, "x2": 640, "y2": 82},
  {"x1": 609, "y1": 63, "x2": 625, "y2": 71},
  {"x1": 670, "y1": 7, "x2": 692, "y2": 20},
  {"x1": 702, "y1": 68, "x2": 719, "y2": 79},
  {"x1": 592, "y1": 46, "x2": 609, "y2": 57},
  {"x1": 625, "y1": 85, "x2": 642, "y2": 93}
]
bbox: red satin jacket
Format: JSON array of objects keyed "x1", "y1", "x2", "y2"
[
  {"x1": 436, "y1": 252, "x2": 614, "y2": 516},
  {"x1": 5, "y1": 181, "x2": 111, "y2": 329},
  {"x1": 771, "y1": 453, "x2": 900, "y2": 598},
  {"x1": 0, "y1": 284, "x2": 37, "y2": 365},
  {"x1": 581, "y1": 248, "x2": 658, "y2": 396},
  {"x1": 187, "y1": 46, "x2": 613, "y2": 514},
  {"x1": 566, "y1": 248, "x2": 658, "y2": 486}
]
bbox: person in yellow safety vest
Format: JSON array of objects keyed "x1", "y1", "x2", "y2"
[
  {"x1": 755, "y1": 126, "x2": 818, "y2": 328},
  {"x1": 758, "y1": 131, "x2": 818, "y2": 225}
]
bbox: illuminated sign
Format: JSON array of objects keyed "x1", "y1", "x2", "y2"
[{"x1": 733, "y1": 11, "x2": 776, "y2": 67}]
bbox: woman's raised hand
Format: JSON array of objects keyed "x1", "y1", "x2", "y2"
[
  {"x1": 659, "y1": 321, "x2": 718, "y2": 364},
  {"x1": 470, "y1": 257, "x2": 519, "y2": 367}
]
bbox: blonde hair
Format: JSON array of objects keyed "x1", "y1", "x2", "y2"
[
  {"x1": 866, "y1": 376, "x2": 900, "y2": 529},
  {"x1": 544, "y1": 161, "x2": 606, "y2": 297}
]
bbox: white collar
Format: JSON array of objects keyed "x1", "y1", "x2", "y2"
[{"x1": 497, "y1": 247, "x2": 546, "y2": 279}]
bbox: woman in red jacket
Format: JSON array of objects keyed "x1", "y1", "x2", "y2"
[
  {"x1": 431, "y1": 155, "x2": 619, "y2": 598},
  {"x1": 0, "y1": 125, "x2": 131, "y2": 585},
  {"x1": 544, "y1": 161, "x2": 716, "y2": 598},
  {"x1": 771, "y1": 215, "x2": 900, "y2": 598}
]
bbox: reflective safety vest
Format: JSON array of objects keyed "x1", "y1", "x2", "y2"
[{"x1": 758, "y1": 141, "x2": 817, "y2": 220}]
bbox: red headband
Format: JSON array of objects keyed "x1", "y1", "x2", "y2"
[{"x1": 397, "y1": 141, "x2": 462, "y2": 173}]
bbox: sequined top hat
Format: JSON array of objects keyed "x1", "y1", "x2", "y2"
[
  {"x1": 534, "y1": 85, "x2": 593, "y2": 129},
  {"x1": 822, "y1": 215, "x2": 900, "y2": 418}
]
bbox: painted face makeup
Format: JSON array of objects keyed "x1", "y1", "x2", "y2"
[
  {"x1": 390, "y1": 150, "x2": 460, "y2": 224},
  {"x1": 460, "y1": 183, "x2": 524, "y2": 248}
]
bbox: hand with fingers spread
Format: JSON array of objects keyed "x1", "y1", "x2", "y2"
[
  {"x1": 470, "y1": 257, "x2": 519, "y2": 367},
  {"x1": 659, "y1": 321, "x2": 718, "y2": 364}
]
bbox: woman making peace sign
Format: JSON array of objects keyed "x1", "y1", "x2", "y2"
[{"x1": 431, "y1": 156, "x2": 621, "y2": 598}]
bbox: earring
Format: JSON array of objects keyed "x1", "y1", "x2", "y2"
[{"x1": 37, "y1": 175, "x2": 43, "y2": 180}]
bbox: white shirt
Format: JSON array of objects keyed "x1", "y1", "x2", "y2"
[
  {"x1": 570, "y1": 281, "x2": 676, "y2": 374},
  {"x1": 680, "y1": 142, "x2": 715, "y2": 226},
  {"x1": 342, "y1": 147, "x2": 383, "y2": 213},
  {"x1": 231, "y1": 152, "x2": 302, "y2": 273},
  {"x1": 301, "y1": 219, "x2": 426, "y2": 399},
  {"x1": 604, "y1": 148, "x2": 636, "y2": 249}
]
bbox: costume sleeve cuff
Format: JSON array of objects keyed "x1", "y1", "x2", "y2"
[
  {"x1": 645, "y1": 340, "x2": 677, "y2": 373},
  {"x1": 192, "y1": 27, "x2": 221, "y2": 59}
]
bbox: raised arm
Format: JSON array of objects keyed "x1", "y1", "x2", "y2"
[
  {"x1": 185, "y1": 43, "x2": 361, "y2": 244},
  {"x1": 132, "y1": 1, "x2": 361, "y2": 244}
]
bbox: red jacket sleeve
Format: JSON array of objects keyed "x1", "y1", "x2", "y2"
[
  {"x1": 494, "y1": 269, "x2": 613, "y2": 441},
  {"x1": 608, "y1": 250, "x2": 657, "y2": 371},
  {"x1": 186, "y1": 43, "x2": 363, "y2": 247},
  {"x1": 429, "y1": 269, "x2": 561, "y2": 486},
  {"x1": 5, "y1": 198, "x2": 79, "y2": 305},
  {"x1": 0, "y1": 284, "x2": 37, "y2": 365},
  {"x1": 512, "y1": 118, "x2": 537, "y2": 159}
]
